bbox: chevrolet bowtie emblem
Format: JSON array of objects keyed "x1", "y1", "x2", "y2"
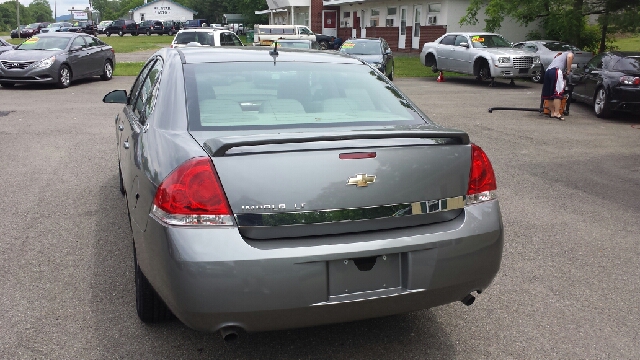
[{"x1": 347, "y1": 174, "x2": 376, "y2": 187}]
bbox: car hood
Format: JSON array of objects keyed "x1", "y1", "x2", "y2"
[
  {"x1": 482, "y1": 48, "x2": 534, "y2": 56},
  {"x1": 0, "y1": 49, "x2": 64, "y2": 61}
]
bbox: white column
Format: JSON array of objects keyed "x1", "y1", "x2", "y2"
[{"x1": 291, "y1": 6, "x2": 295, "y2": 25}]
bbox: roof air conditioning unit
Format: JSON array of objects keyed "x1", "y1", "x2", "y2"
[{"x1": 427, "y1": 15, "x2": 437, "y2": 25}]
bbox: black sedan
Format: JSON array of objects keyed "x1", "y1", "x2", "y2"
[
  {"x1": 569, "y1": 51, "x2": 640, "y2": 117},
  {"x1": 339, "y1": 38, "x2": 394, "y2": 80},
  {"x1": 0, "y1": 33, "x2": 115, "y2": 88},
  {"x1": 10, "y1": 25, "x2": 26, "y2": 39}
]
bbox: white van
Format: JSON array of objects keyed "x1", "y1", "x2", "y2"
[{"x1": 253, "y1": 25, "x2": 316, "y2": 46}]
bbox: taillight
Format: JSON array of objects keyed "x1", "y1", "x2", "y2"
[
  {"x1": 466, "y1": 144, "x2": 497, "y2": 205},
  {"x1": 151, "y1": 157, "x2": 234, "y2": 226},
  {"x1": 620, "y1": 76, "x2": 640, "y2": 86}
]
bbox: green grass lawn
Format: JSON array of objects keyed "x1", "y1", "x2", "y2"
[
  {"x1": 114, "y1": 61, "x2": 146, "y2": 76},
  {"x1": 612, "y1": 34, "x2": 640, "y2": 51},
  {"x1": 101, "y1": 34, "x2": 173, "y2": 52},
  {"x1": 393, "y1": 55, "x2": 463, "y2": 78}
]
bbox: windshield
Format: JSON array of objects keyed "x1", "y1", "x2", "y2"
[
  {"x1": 543, "y1": 42, "x2": 580, "y2": 52},
  {"x1": 340, "y1": 41, "x2": 381, "y2": 55},
  {"x1": 184, "y1": 62, "x2": 426, "y2": 130},
  {"x1": 16, "y1": 36, "x2": 70, "y2": 51},
  {"x1": 26, "y1": 23, "x2": 39, "y2": 29},
  {"x1": 470, "y1": 35, "x2": 511, "y2": 48},
  {"x1": 175, "y1": 32, "x2": 214, "y2": 45}
]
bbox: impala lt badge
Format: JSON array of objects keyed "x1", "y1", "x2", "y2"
[{"x1": 347, "y1": 174, "x2": 376, "y2": 187}]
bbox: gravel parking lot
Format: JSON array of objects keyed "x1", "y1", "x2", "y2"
[{"x1": 1, "y1": 76, "x2": 639, "y2": 359}]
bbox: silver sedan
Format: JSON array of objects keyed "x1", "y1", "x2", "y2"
[
  {"x1": 103, "y1": 46, "x2": 504, "y2": 340},
  {"x1": 513, "y1": 40, "x2": 593, "y2": 82}
]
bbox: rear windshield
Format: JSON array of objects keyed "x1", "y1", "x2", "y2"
[
  {"x1": 543, "y1": 42, "x2": 580, "y2": 52},
  {"x1": 16, "y1": 36, "x2": 70, "y2": 50},
  {"x1": 340, "y1": 41, "x2": 381, "y2": 55},
  {"x1": 185, "y1": 62, "x2": 427, "y2": 130},
  {"x1": 613, "y1": 56, "x2": 640, "y2": 72},
  {"x1": 175, "y1": 32, "x2": 214, "y2": 45}
]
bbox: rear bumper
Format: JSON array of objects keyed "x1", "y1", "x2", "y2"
[
  {"x1": 136, "y1": 200, "x2": 504, "y2": 332},
  {"x1": 611, "y1": 87, "x2": 640, "y2": 113}
]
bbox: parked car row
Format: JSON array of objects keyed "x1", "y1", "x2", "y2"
[{"x1": 101, "y1": 19, "x2": 183, "y2": 36}]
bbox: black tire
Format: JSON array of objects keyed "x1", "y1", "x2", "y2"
[
  {"x1": 593, "y1": 87, "x2": 612, "y2": 118},
  {"x1": 133, "y1": 32, "x2": 139, "y2": 36},
  {"x1": 476, "y1": 62, "x2": 492, "y2": 82},
  {"x1": 134, "y1": 245, "x2": 172, "y2": 323},
  {"x1": 319, "y1": 41, "x2": 328, "y2": 50},
  {"x1": 388, "y1": 63, "x2": 394, "y2": 81},
  {"x1": 146, "y1": 30, "x2": 151, "y2": 36},
  {"x1": 118, "y1": 30, "x2": 124, "y2": 37},
  {"x1": 0, "y1": 83, "x2": 15, "y2": 88},
  {"x1": 105, "y1": 31, "x2": 111, "y2": 37},
  {"x1": 101, "y1": 60, "x2": 113, "y2": 81},
  {"x1": 57, "y1": 65, "x2": 71, "y2": 89},
  {"x1": 119, "y1": 164, "x2": 125, "y2": 195}
]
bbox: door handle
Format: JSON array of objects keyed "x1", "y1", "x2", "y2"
[
  {"x1": 123, "y1": 141, "x2": 130, "y2": 149},
  {"x1": 118, "y1": 124, "x2": 124, "y2": 131}
]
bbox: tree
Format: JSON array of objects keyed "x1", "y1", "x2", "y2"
[
  {"x1": 459, "y1": 0, "x2": 640, "y2": 53},
  {"x1": 28, "y1": 0, "x2": 53, "y2": 22},
  {"x1": 0, "y1": 1, "x2": 32, "y2": 30}
]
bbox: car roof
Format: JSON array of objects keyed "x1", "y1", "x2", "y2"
[
  {"x1": 444, "y1": 32, "x2": 500, "y2": 36},
  {"x1": 176, "y1": 28, "x2": 232, "y2": 33},
  {"x1": 32, "y1": 32, "x2": 79, "y2": 38},
  {"x1": 345, "y1": 38, "x2": 382, "y2": 42},
  {"x1": 175, "y1": 46, "x2": 363, "y2": 64},
  {"x1": 609, "y1": 51, "x2": 640, "y2": 57}
]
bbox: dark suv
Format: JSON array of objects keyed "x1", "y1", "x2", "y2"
[
  {"x1": 77, "y1": 20, "x2": 97, "y2": 35},
  {"x1": 161, "y1": 21, "x2": 182, "y2": 36},
  {"x1": 138, "y1": 20, "x2": 158, "y2": 36},
  {"x1": 104, "y1": 19, "x2": 139, "y2": 37},
  {"x1": 20, "y1": 22, "x2": 50, "y2": 37}
]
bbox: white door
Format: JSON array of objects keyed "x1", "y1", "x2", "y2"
[
  {"x1": 412, "y1": 5, "x2": 421, "y2": 49},
  {"x1": 360, "y1": 10, "x2": 366, "y2": 38},
  {"x1": 398, "y1": 6, "x2": 407, "y2": 49}
]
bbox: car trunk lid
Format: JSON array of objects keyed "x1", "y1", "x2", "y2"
[{"x1": 201, "y1": 129, "x2": 471, "y2": 239}]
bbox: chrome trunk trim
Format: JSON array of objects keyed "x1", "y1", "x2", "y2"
[{"x1": 235, "y1": 195, "x2": 467, "y2": 227}]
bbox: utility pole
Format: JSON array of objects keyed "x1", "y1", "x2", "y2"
[{"x1": 17, "y1": 0, "x2": 20, "y2": 38}]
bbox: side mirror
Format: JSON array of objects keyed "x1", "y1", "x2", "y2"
[
  {"x1": 459, "y1": 42, "x2": 469, "y2": 48},
  {"x1": 103, "y1": 90, "x2": 128, "y2": 104},
  {"x1": 70, "y1": 45, "x2": 82, "y2": 52},
  {"x1": 384, "y1": 48, "x2": 392, "y2": 55}
]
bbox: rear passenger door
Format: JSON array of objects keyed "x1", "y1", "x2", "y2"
[
  {"x1": 436, "y1": 35, "x2": 456, "y2": 71},
  {"x1": 82, "y1": 36, "x2": 106, "y2": 75}
]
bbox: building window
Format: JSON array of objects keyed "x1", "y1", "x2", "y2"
[
  {"x1": 428, "y1": 3, "x2": 441, "y2": 12},
  {"x1": 370, "y1": 9, "x2": 379, "y2": 27},
  {"x1": 140, "y1": 13, "x2": 145, "y2": 21},
  {"x1": 386, "y1": 7, "x2": 397, "y2": 27}
]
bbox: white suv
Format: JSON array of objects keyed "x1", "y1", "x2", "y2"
[{"x1": 170, "y1": 28, "x2": 244, "y2": 48}]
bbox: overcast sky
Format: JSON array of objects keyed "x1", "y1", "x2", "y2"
[{"x1": 1, "y1": 0, "x2": 90, "y2": 19}]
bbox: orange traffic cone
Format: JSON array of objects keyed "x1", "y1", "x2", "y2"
[{"x1": 436, "y1": 71, "x2": 445, "y2": 82}]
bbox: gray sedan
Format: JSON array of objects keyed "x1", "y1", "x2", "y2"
[
  {"x1": 0, "y1": 32, "x2": 114, "y2": 88},
  {"x1": 513, "y1": 40, "x2": 593, "y2": 82},
  {"x1": 103, "y1": 47, "x2": 503, "y2": 339}
]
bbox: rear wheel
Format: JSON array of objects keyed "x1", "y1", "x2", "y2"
[
  {"x1": 118, "y1": 30, "x2": 124, "y2": 37},
  {"x1": 134, "y1": 244, "x2": 172, "y2": 323},
  {"x1": 105, "y1": 31, "x2": 111, "y2": 37},
  {"x1": 146, "y1": 30, "x2": 151, "y2": 36},
  {"x1": 57, "y1": 65, "x2": 71, "y2": 89},
  {"x1": 319, "y1": 40, "x2": 328, "y2": 50},
  {"x1": 101, "y1": 60, "x2": 113, "y2": 81},
  {"x1": 594, "y1": 87, "x2": 612, "y2": 118}
]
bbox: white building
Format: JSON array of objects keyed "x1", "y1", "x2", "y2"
[
  {"x1": 257, "y1": 0, "x2": 542, "y2": 51},
  {"x1": 129, "y1": 0, "x2": 198, "y2": 23}
]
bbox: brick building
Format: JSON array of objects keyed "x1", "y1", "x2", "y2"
[{"x1": 258, "y1": 0, "x2": 541, "y2": 52}]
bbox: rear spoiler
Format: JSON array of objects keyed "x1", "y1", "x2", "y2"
[{"x1": 203, "y1": 130, "x2": 470, "y2": 157}]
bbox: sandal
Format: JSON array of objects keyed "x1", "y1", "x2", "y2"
[{"x1": 552, "y1": 115, "x2": 565, "y2": 121}]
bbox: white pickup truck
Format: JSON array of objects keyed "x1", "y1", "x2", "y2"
[{"x1": 253, "y1": 25, "x2": 316, "y2": 46}]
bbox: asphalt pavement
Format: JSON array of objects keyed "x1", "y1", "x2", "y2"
[{"x1": 0, "y1": 76, "x2": 639, "y2": 359}]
